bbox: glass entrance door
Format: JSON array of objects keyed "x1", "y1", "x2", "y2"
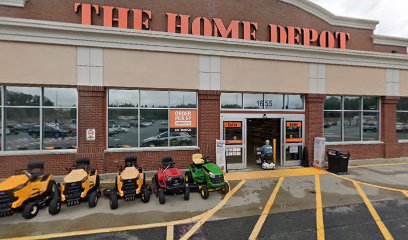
[
  {"x1": 284, "y1": 120, "x2": 304, "y2": 166},
  {"x1": 223, "y1": 121, "x2": 246, "y2": 170}
]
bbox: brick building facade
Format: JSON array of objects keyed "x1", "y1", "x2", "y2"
[{"x1": 0, "y1": 0, "x2": 408, "y2": 177}]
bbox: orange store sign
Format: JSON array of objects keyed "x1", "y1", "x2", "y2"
[
  {"x1": 74, "y1": 3, "x2": 351, "y2": 49},
  {"x1": 170, "y1": 110, "x2": 197, "y2": 129}
]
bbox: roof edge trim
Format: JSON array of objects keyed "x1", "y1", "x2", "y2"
[{"x1": 280, "y1": 0, "x2": 379, "y2": 30}]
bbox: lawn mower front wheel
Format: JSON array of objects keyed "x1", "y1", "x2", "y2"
[
  {"x1": 200, "y1": 186, "x2": 209, "y2": 200},
  {"x1": 48, "y1": 197, "x2": 61, "y2": 215},
  {"x1": 221, "y1": 182, "x2": 230, "y2": 195},
  {"x1": 158, "y1": 189, "x2": 166, "y2": 205},
  {"x1": 22, "y1": 202, "x2": 39, "y2": 219},
  {"x1": 109, "y1": 192, "x2": 118, "y2": 210},
  {"x1": 141, "y1": 185, "x2": 150, "y2": 203},
  {"x1": 88, "y1": 190, "x2": 99, "y2": 208},
  {"x1": 185, "y1": 171, "x2": 193, "y2": 184},
  {"x1": 184, "y1": 187, "x2": 190, "y2": 200}
]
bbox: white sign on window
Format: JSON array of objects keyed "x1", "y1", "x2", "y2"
[{"x1": 86, "y1": 129, "x2": 96, "y2": 141}]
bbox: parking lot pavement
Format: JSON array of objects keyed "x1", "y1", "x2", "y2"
[{"x1": 1, "y1": 162, "x2": 408, "y2": 240}]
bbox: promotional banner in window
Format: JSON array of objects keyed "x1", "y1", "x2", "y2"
[
  {"x1": 286, "y1": 121, "x2": 303, "y2": 143},
  {"x1": 169, "y1": 110, "x2": 197, "y2": 146}
]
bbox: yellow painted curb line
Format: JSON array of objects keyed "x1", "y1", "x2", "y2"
[
  {"x1": 353, "y1": 181, "x2": 394, "y2": 240},
  {"x1": 249, "y1": 177, "x2": 284, "y2": 240},
  {"x1": 332, "y1": 173, "x2": 408, "y2": 193},
  {"x1": 180, "y1": 180, "x2": 247, "y2": 240},
  {"x1": 225, "y1": 167, "x2": 327, "y2": 181}
]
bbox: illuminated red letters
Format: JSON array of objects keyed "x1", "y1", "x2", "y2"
[{"x1": 74, "y1": 3, "x2": 351, "y2": 49}]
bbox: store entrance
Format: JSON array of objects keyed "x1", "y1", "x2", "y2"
[{"x1": 246, "y1": 118, "x2": 281, "y2": 169}]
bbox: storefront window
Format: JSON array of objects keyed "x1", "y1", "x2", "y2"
[
  {"x1": 1, "y1": 86, "x2": 77, "y2": 151},
  {"x1": 264, "y1": 94, "x2": 284, "y2": 110},
  {"x1": 221, "y1": 93, "x2": 304, "y2": 110},
  {"x1": 140, "y1": 91, "x2": 168, "y2": 108},
  {"x1": 221, "y1": 93, "x2": 243, "y2": 109},
  {"x1": 285, "y1": 95, "x2": 304, "y2": 110},
  {"x1": 244, "y1": 94, "x2": 263, "y2": 109},
  {"x1": 324, "y1": 96, "x2": 380, "y2": 142},
  {"x1": 397, "y1": 98, "x2": 408, "y2": 140},
  {"x1": 108, "y1": 89, "x2": 139, "y2": 107},
  {"x1": 170, "y1": 91, "x2": 197, "y2": 108},
  {"x1": 108, "y1": 90, "x2": 198, "y2": 148}
]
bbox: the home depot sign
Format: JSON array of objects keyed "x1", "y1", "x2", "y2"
[{"x1": 74, "y1": 3, "x2": 350, "y2": 49}]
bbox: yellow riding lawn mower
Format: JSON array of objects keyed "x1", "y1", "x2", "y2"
[
  {"x1": 49, "y1": 158, "x2": 100, "y2": 215},
  {"x1": 103, "y1": 156, "x2": 150, "y2": 210},
  {"x1": 0, "y1": 161, "x2": 56, "y2": 219}
]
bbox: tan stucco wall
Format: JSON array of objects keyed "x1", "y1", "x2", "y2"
[
  {"x1": 400, "y1": 70, "x2": 408, "y2": 97},
  {"x1": 326, "y1": 65, "x2": 386, "y2": 96},
  {"x1": 0, "y1": 41, "x2": 76, "y2": 86},
  {"x1": 104, "y1": 49, "x2": 199, "y2": 89},
  {"x1": 220, "y1": 57, "x2": 309, "y2": 93}
]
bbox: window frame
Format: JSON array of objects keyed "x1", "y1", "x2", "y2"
[
  {"x1": 1, "y1": 86, "x2": 78, "y2": 152},
  {"x1": 107, "y1": 89, "x2": 198, "y2": 150},
  {"x1": 220, "y1": 92, "x2": 305, "y2": 111},
  {"x1": 324, "y1": 96, "x2": 381, "y2": 143},
  {"x1": 396, "y1": 98, "x2": 408, "y2": 141}
]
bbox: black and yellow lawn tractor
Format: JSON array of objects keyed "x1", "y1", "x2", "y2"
[
  {"x1": 104, "y1": 156, "x2": 150, "y2": 210},
  {"x1": 0, "y1": 161, "x2": 56, "y2": 219},
  {"x1": 49, "y1": 158, "x2": 100, "y2": 215}
]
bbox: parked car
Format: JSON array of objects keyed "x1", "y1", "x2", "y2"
[
  {"x1": 28, "y1": 126, "x2": 67, "y2": 138},
  {"x1": 363, "y1": 123, "x2": 377, "y2": 132},
  {"x1": 140, "y1": 121, "x2": 153, "y2": 128},
  {"x1": 142, "y1": 131, "x2": 193, "y2": 147}
]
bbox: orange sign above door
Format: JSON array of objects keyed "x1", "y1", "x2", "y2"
[{"x1": 224, "y1": 122, "x2": 242, "y2": 128}]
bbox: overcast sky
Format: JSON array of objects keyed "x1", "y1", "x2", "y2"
[{"x1": 308, "y1": 0, "x2": 408, "y2": 38}]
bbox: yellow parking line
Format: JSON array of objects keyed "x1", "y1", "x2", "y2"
[
  {"x1": 179, "y1": 180, "x2": 247, "y2": 240},
  {"x1": 403, "y1": 191, "x2": 408, "y2": 198},
  {"x1": 349, "y1": 162, "x2": 408, "y2": 169},
  {"x1": 331, "y1": 173, "x2": 407, "y2": 193},
  {"x1": 166, "y1": 225, "x2": 174, "y2": 240},
  {"x1": 315, "y1": 175, "x2": 325, "y2": 240},
  {"x1": 6, "y1": 212, "x2": 206, "y2": 240},
  {"x1": 353, "y1": 181, "x2": 394, "y2": 240},
  {"x1": 248, "y1": 177, "x2": 284, "y2": 240}
]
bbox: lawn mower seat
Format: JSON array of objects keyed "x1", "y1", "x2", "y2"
[
  {"x1": 75, "y1": 158, "x2": 91, "y2": 171},
  {"x1": 192, "y1": 154, "x2": 205, "y2": 165},
  {"x1": 25, "y1": 161, "x2": 45, "y2": 180},
  {"x1": 125, "y1": 156, "x2": 138, "y2": 167},
  {"x1": 162, "y1": 157, "x2": 175, "y2": 168}
]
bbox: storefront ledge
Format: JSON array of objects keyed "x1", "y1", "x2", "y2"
[
  {"x1": 326, "y1": 141, "x2": 384, "y2": 146},
  {"x1": 398, "y1": 140, "x2": 408, "y2": 144},
  {"x1": 0, "y1": 149, "x2": 77, "y2": 157},
  {"x1": 105, "y1": 146, "x2": 200, "y2": 153}
]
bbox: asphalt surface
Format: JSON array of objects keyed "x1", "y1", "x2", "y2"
[{"x1": 0, "y1": 162, "x2": 407, "y2": 240}]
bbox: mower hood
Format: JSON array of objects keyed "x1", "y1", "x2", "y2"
[
  {"x1": 64, "y1": 169, "x2": 88, "y2": 183},
  {"x1": 162, "y1": 167, "x2": 182, "y2": 178},
  {"x1": 204, "y1": 163, "x2": 224, "y2": 175},
  {"x1": 0, "y1": 175, "x2": 29, "y2": 191},
  {"x1": 120, "y1": 166, "x2": 140, "y2": 180}
]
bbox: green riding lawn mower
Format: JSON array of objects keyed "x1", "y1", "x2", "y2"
[{"x1": 184, "y1": 154, "x2": 229, "y2": 199}]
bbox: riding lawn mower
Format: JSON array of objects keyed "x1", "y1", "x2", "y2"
[
  {"x1": 0, "y1": 161, "x2": 56, "y2": 219},
  {"x1": 152, "y1": 157, "x2": 189, "y2": 204}
]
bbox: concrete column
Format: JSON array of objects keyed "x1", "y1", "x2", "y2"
[
  {"x1": 198, "y1": 90, "x2": 221, "y2": 160},
  {"x1": 381, "y1": 96, "x2": 400, "y2": 158},
  {"x1": 305, "y1": 94, "x2": 326, "y2": 165}
]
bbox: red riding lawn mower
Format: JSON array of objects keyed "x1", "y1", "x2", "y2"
[{"x1": 152, "y1": 157, "x2": 190, "y2": 204}]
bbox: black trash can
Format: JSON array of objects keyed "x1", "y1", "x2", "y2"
[{"x1": 327, "y1": 149, "x2": 350, "y2": 174}]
